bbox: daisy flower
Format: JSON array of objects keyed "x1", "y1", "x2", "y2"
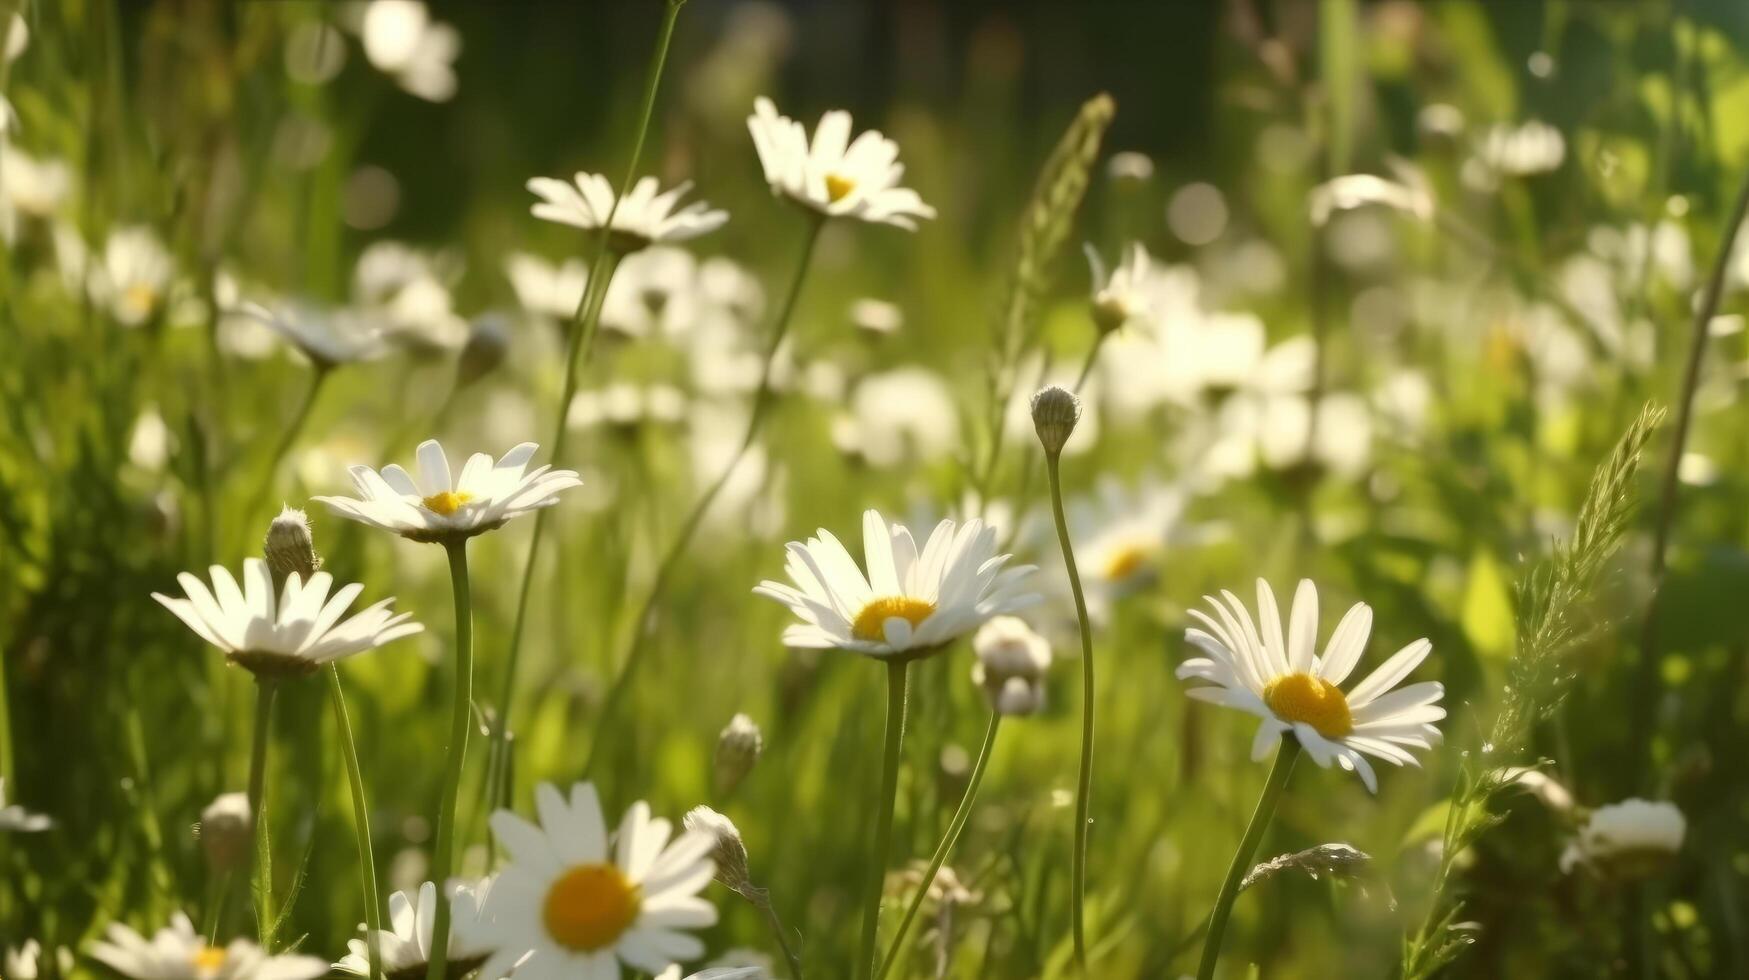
[
  {"x1": 754, "y1": 510, "x2": 1039, "y2": 660},
  {"x1": 526, "y1": 173, "x2": 728, "y2": 252},
  {"x1": 152, "y1": 558, "x2": 422, "y2": 680},
  {"x1": 5, "y1": 940, "x2": 42, "y2": 980},
  {"x1": 480, "y1": 781, "x2": 717, "y2": 980},
  {"x1": 0, "y1": 777, "x2": 51, "y2": 833},
  {"x1": 1560, "y1": 798, "x2": 1685, "y2": 879},
  {"x1": 335, "y1": 880, "x2": 499, "y2": 980},
  {"x1": 360, "y1": 0, "x2": 460, "y2": 103},
  {"x1": 90, "y1": 225, "x2": 175, "y2": 327},
  {"x1": 314, "y1": 439, "x2": 582, "y2": 544},
  {"x1": 747, "y1": 96, "x2": 936, "y2": 229},
  {"x1": 1177, "y1": 579, "x2": 1444, "y2": 792},
  {"x1": 88, "y1": 912, "x2": 328, "y2": 980},
  {"x1": 236, "y1": 301, "x2": 386, "y2": 368},
  {"x1": 1084, "y1": 241, "x2": 1155, "y2": 333}
]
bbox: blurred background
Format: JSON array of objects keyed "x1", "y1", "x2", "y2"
[{"x1": 7, "y1": 0, "x2": 1749, "y2": 976}]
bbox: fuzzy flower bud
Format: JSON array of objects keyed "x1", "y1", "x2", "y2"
[
  {"x1": 683, "y1": 805, "x2": 755, "y2": 897},
  {"x1": 263, "y1": 506, "x2": 321, "y2": 591},
  {"x1": 198, "y1": 791, "x2": 252, "y2": 873},
  {"x1": 456, "y1": 314, "x2": 510, "y2": 388},
  {"x1": 714, "y1": 713, "x2": 763, "y2": 795},
  {"x1": 1030, "y1": 385, "x2": 1081, "y2": 455},
  {"x1": 971, "y1": 616, "x2": 1052, "y2": 716}
]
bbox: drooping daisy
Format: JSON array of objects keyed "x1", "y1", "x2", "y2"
[
  {"x1": 526, "y1": 173, "x2": 728, "y2": 252},
  {"x1": 755, "y1": 510, "x2": 1039, "y2": 659},
  {"x1": 747, "y1": 96, "x2": 936, "y2": 229},
  {"x1": 236, "y1": 301, "x2": 386, "y2": 369},
  {"x1": 1560, "y1": 798, "x2": 1686, "y2": 879},
  {"x1": 480, "y1": 782, "x2": 717, "y2": 980},
  {"x1": 1177, "y1": 579, "x2": 1444, "y2": 792},
  {"x1": 1084, "y1": 241, "x2": 1156, "y2": 333},
  {"x1": 152, "y1": 558, "x2": 422, "y2": 679},
  {"x1": 0, "y1": 777, "x2": 51, "y2": 832},
  {"x1": 335, "y1": 880, "x2": 499, "y2": 980},
  {"x1": 314, "y1": 439, "x2": 582, "y2": 544},
  {"x1": 88, "y1": 912, "x2": 328, "y2": 980}
]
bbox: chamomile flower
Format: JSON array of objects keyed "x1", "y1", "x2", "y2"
[
  {"x1": 755, "y1": 510, "x2": 1040, "y2": 659},
  {"x1": 1560, "y1": 799, "x2": 1686, "y2": 879},
  {"x1": 360, "y1": 0, "x2": 460, "y2": 103},
  {"x1": 1177, "y1": 579, "x2": 1444, "y2": 792},
  {"x1": 314, "y1": 439, "x2": 582, "y2": 544},
  {"x1": 746, "y1": 96, "x2": 935, "y2": 229},
  {"x1": 480, "y1": 782, "x2": 717, "y2": 980},
  {"x1": 335, "y1": 880, "x2": 498, "y2": 980},
  {"x1": 236, "y1": 301, "x2": 386, "y2": 368},
  {"x1": 89, "y1": 912, "x2": 328, "y2": 980},
  {"x1": 504, "y1": 251, "x2": 587, "y2": 322},
  {"x1": 91, "y1": 226, "x2": 174, "y2": 327},
  {"x1": 152, "y1": 558, "x2": 422, "y2": 680},
  {"x1": 526, "y1": 173, "x2": 728, "y2": 252},
  {"x1": 1084, "y1": 241, "x2": 1155, "y2": 333},
  {"x1": 1067, "y1": 477, "x2": 1192, "y2": 609},
  {"x1": 0, "y1": 777, "x2": 51, "y2": 832}
]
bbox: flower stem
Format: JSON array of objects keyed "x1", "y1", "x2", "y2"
[
  {"x1": 582, "y1": 213, "x2": 826, "y2": 778},
  {"x1": 1044, "y1": 449, "x2": 1096, "y2": 973},
  {"x1": 426, "y1": 540, "x2": 474, "y2": 980},
  {"x1": 1196, "y1": 737, "x2": 1300, "y2": 980},
  {"x1": 0, "y1": 637, "x2": 13, "y2": 789},
  {"x1": 857, "y1": 659, "x2": 911, "y2": 980},
  {"x1": 328, "y1": 665, "x2": 383, "y2": 980},
  {"x1": 877, "y1": 712, "x2": 1001, "y2": 980},
  {"x1": 245, "y1": 367, "x2": 328, "y2": 525},
  {"x1": 488, "y1": 0, "x2": 687, "y2": 824},
  {"x1": 246, "y1": 678, "x2": 278, "y2": 950},
  {"x1": 755, "y1": 892, "x2": 806, "y2": 980}
]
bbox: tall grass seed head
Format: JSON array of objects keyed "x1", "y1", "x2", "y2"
[
  {"x1": 714, "y1": 713, "x2": 764, "y2": 795},
  {"x1": 1030, "y1": 384, "x2": 1081, "y2": 454}
]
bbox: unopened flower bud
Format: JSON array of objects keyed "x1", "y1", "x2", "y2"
[
  {"x1": 971, "y1": 616, "x2": 1052, "y2": 716},
  {"x1": 683, "y1": 805, "x2": 754, "y2": 896},
  {"x1": 198, "y1": 791, "x2": 252, "y2": 873},
  {"x1": 457, "y1": 314, "x2": 510, "y2": 388},
  {"x1": 1030, "y1": 385, "x2": 1081, "y2": 455},
  {"x1": 263, "y1": 506, "x2": 321, "y2": 592},
  {"x1": 714, "y1": 713, "x2": 763, "y2": 795}
]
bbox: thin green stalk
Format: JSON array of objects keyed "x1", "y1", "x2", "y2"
[
  {"x1": 246, "y1": 679, "x2": 278, "y2": 950},
  {"x1": 489, "y1": 0, "x2": 687, "y2": 816},
  {"x1": 328, "y1": 666, "x2": 383, "y2": 980},
  {"x1": 426, "y1": 540, "x2": 474, "y2": 980},
  {"x1": 878, "y1": 712, "x2": 1002, "y2": 980},
  {"x1": 0, "y1": 636, "x2": 12, "y2": 786},
  {"x1": 754, "y1": 893, "x2": 806, "y2": 980},
  {"x1": 858, "y1": 660, "x2": 911, "y2": 980},
  {"x1": 245, "y1": 367, "x2": 329, "y2": 524},
  {"x1": 1196, "y1": 738, "x2": 1301, "y2": 980},
  {"x1": 1044, "y1": 450, "x2": 1096, "y2": 972},
  {"x1": 582, "y1": 214, "x2": 826, "y2": 777}
]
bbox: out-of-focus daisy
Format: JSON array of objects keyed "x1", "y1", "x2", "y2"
[
  {"x1": 1560, "y1": 799, "x2": 1685, "y2": 879},
  {"x1": 1465, "y1": 119, "x2": 1565, "y2": 189},
  {"x1": 755, "y1": 510, "x2": 1039, "y2": 659},
  {"x1": 353, "y1": 241, "x2": 469, "y2": 352},
  {"x1": 335, "y1": 880, "x2": 499, "y2": 979},
  {"x1": 89, "y1": 912, "x2": 328, "y2": 980},
  {"x1": 1309, "y1": 161, "x2": 1435, "y2": 227},
  {"x1": 0, "y1": 777, "x2": 51, "y2": 832},
  {"x1": 315, "y1": 439, "x2": 582, "y2": 544},
  {"x1": 568, "y1": 382, "x2": 688, "y2": 433},
  {"x1": 1177, "y1": 579, "x2": 1444, "y2": 792},
  {"x1": 90, "y1": 226, "x2": 174, "y2": 327},
  {"x1": 1, "y1": 145, "x2": 72, "y2": 234},
  {"x1": 527, "y1": 173, "x2": 728, "y2": 252},
  {"x1": 972, "y1": 616, "x2": 1052, "y2": 715},
  {"x1": 837, "y1": 367, "x2": 960, "y2": 468},
  {"x1": 236, "y1": 301, "x2": 385, "y2": 368},
  {"x1": 1068, "y1": 477, "x2": 1191, "y2": 604},
  {"x1": 602, "y1": 246, "x2": 705, "y2": 339},
  {"x1": 4, "y1": 940, "x2": 40, "y2": 979},
  {"x1": 481, "y1": 781, "x2": 717, "y2": 979},
  {"x1": 359, "y1": 0, "x2": 459, "y2": 102},
  {"x1": 152, "y1": 558, "x2": 422, "y2": 679},
  {"x1": 747, "y1": 96, "x2": 935, "y2": 229},
  {"x1": 849, "y1": 297, "x2": 904, "y2": 336},
  {"x1": 1084, "y1": 241, "x2": 1155, "y2": 333},
  {"x1": 505, "y1": 251, "x2": 587, "y2": 322}
]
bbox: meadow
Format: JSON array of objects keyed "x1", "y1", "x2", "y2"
[{"x1": 2, "y1": 1, "x2": 1746, "y2": 977}]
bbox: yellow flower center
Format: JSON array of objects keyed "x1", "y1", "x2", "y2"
[
  {"x1": 124, "y1": 282, "x2": 159, "y2": 316},
  {"x1": 851, "y1": 595, "x2": 936, "y2": 642},
  {"x1": 1262, "y1": 672, "x2": 1353, "y2": 738},
  {"x1": 1100, "y1": 543, "x2": 1152, "y2": 583},
  {"x1": 826, "y1": 173, "x2": 857, "y2": 203},
  {"x1": 421, "y1": 490, "x2": 473, "y2": 516},
  {"x1": 191, "y1": 946, "x2": 228, "y2": 973},
  {"x1": 543, "y1": 863, "x2": 642, "y2": 952}
]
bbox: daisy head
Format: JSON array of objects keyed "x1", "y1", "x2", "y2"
[
  {"x1": 336, "y1": 880, "x2": 498, "y2": 980},
  {"x1": 89, "y1": 912, "x2": 328, "y2": 980},
  {"x1": 1085, "y1": 241, "x2": 1155, "y2": 333},
  {"x1": 236, "y1": 300, "x2": 386, "y2": 369},
  {"x1": 1177, "y1": 579, "x2": 1444, "y2": 792},
  {"x1": 754, "y1": 510, "x2": 1039, "y2": 661},
  {"x1": 153, "y1": 558, "x2": 422, "y2": 681},
  {"x1": 481, "y1": 782, "x2": 717, "y2": 980},
  {"x1": 314, "y1": 439, "x2": 583, "y2": 544},
  {"x1": 747, "y1": 96, "x2": 936, "y2": 229},
  {"x1": 1560, "y1": 798, "x2": 1686, "y2": 880},
  {"x1": 526, "y1": 173, "x2": 728, "y2": 253}
]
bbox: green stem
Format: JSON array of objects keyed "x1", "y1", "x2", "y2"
[
  {"x1": 245, "y1": 367, "x2": 329, "y2": 524},
  {"x1": 328, "y1": 666, "x2": 383, "y2": 980},
  {"x1": 1196, "y1": 738, "x2": 1301, "y2": 980},
  {"x1": 1045, "y1": 450, "x2": 1096, "y2": 972},
  {"x1": 857, "y1": 660, "x2": 911, "y2": 980},
  {"x1": 246, "y1": 679, "x2": 278, "y2": 950},
  {"x1": 425, "y1": 540, "x2": 474, "y2": 980},
  {"x1": 0, "y1": 637, "x2": 12, "y2": 786},
  {"x1": 488, "y1": 0, "x2": 687, "y2": 823},
  {"x1": 878, "y1": 712, "x2": 1001, "y2": 980},
  {"x1": 203, "y1": 869, "x2": 231, "y2": 943},
  {"x1": 581, "y1": 214, "x2": 826, "y2": 778},
  {"x1": 756, "y1": 893, "x2": 806, "y2": 980}
]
